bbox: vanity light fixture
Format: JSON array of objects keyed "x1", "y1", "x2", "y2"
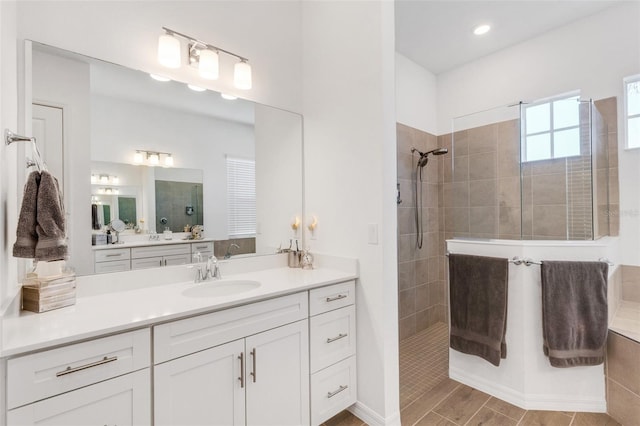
[
  {"x1": 99, "y1": 175, "x2": 109, "y2": 185},
  {"x1": 148, "y1": 152, "x2": 160, "y2": 166},
  {"x1": 221, "y1": 93, "x2": 238, "y2": 100},
  {"x1": 91, "y1": 174, "x2": 120, "y2": 185},
  {"x1": 473, "y1": 24, "x2": 491, "y2": 35},
  {"x1": 133, "y1": 151, "x2": 144, "y2": 164},
  {"x1": 112, "y1": 176, "x2": 120, "y2": 185},
  {"x1": 164, "y1": 154, "x2": 174, "y2": 167},
  {"x1": 158, "y1": 26, "x2": 252, "y2": 90}
]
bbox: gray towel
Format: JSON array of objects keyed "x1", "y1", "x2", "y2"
[
  {"x1": 449, "y1": 254, "x2": 509, "y2": 366},
  {"x1": 13, "y1": 171, "x2": 41, "y2": 258},
  {"x1": 541, "y1": 261, "x2": 608, "y2": 368},
  {"x1": 34, "y1": 171, "x2": 68, "y2": 261}
]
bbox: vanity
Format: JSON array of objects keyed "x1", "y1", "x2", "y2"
[
  {"x1": 1, "y1": 256, "x2": 358, "y2": 425},
  {"x1": 93, "y1": 239, "x2": 215, "y2": 274}
]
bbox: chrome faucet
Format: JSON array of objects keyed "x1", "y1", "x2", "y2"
[
  {"x1": 207, "y1": 255, "x2": 222, "y2": 280},
  {"x1": 224, "y1": 243, "x2": 240, "y2": 259}
]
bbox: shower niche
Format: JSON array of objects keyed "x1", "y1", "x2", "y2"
[{"x1": 445, "y1": 96, "x2": 617, "y2": 241}]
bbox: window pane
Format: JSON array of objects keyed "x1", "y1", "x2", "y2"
[
  {"x1": 526, "y1": 103, "x2": 550, "y2": 134},
  {"x1": 628, "y1": 81, "x2": 640, "y2": 116},
  {"x1": 526, "y1": 133, "x2": 551, "y2": 161},
  {"x1": 553, "y1": 96, "x2": 579, "y2": 129},
  {"x1": 554, "y1": 128, "x2": 580, "y2": 158},
  {"x1": 629, "y1": 116, "x2": 640, "y2": 149}
]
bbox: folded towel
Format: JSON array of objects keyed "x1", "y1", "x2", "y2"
[
  {"x1": 541, "y1": 261, "x2": 608, "y2": 368},
  {"x1": 448, "y1": 254, "x2": 509, "y2": 366},
  {"x1": 34, "y1": 171, "x2": 68, "y2": 261},
  {"x1": 13, "y1": 171, "x2": 41, "y2": 258}
]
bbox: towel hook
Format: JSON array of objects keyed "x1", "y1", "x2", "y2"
[
  {"x1": 4, "y1": 128, "x2": 46, "y2": 172},
  {"x1": 5, "y1": 129, "x2": 35, "y2": 145}
]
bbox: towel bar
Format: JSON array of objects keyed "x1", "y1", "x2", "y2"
[{"x1": 445, "y1": 251, "x2": 614, "y2": 267}]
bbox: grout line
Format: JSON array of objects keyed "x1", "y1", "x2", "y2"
[
  {"x1": 409, "y1": 382, "x2": 461, "y2": 426},
  {"x1": 461, "y1": 395, "x2": 491, "y2": 426}
]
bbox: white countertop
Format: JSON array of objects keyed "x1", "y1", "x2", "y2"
[{"x1": 1, "y1": 260, "x2": 357, "y2": 358}]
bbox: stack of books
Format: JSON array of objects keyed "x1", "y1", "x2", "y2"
[{"x1": 22, "y1": 272, "x2": 76, "y2": 313}]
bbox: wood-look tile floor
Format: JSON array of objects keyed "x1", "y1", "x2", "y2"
[{"x1": 323, "y1": 322, "x2": 621, "y2": 426}]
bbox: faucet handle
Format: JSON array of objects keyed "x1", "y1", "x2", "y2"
[
  {"x1": 193, "y1": 252, "x2": 202, "y2": 263},
  {"x1": 207, "y1": 255, "x2": 221, "y2": 279}
]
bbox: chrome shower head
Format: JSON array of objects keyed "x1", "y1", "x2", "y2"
[
  {"x1": 428, "y1": 147, "x2": 448, "y2": 156},
  {"x1": 412, "y1": 147, "x2": 448, "y2": 168}
]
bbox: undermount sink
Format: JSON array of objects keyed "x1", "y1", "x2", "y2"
[{"x1": 182, "y1": 280, "x2": 261, "y2": 298}]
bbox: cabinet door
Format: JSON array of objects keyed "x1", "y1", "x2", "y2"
[
  {"x1": 154, "y1": 339, "x2": 245, "y2": 426},
  {"x1": 246, "y1": 320, "x2": 310, "y2": 426},
  {"x1": 7, "y1": 369, "x2": 150, "y2": 426},
  {"x1": 131, "y1": 256, "x2": 163, "y2": 270},
  {"x1": 163, "y1": 253, "x2": 191, "y2": 266}
]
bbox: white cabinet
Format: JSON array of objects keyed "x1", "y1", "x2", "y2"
[
  {"x1": 6, "y1": 329, "x2": 151, "y2": 426},
  {"x1": 94, "y1": 247, "x2": 131, "y2": 274},
  {"x1": 131, "y1": 245, "x2": 191, "y2": 270},
  {"x1": 154, "y1": 294, "x2": 310, "y2": 426},
  {"x1": 191, "y1": 241, "x2": 214, "y2": 258},
  {"x1": 7, "y1": 369, "x2": 150, "y2": 426},
  {"x1": 155, "y1": 339, "x2": 245, "y2": 426}
]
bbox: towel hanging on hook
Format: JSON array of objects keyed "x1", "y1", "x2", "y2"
[{"x1": 5, "y1": 129, "x2": 47, "y2": 172}]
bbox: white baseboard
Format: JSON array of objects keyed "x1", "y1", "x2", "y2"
[
  {"x1": 349, "y1": 401, "x2": 401, "y2": 426},
  {"x1": 450, "y1": 366, "x2": 607, "y2": 413}
]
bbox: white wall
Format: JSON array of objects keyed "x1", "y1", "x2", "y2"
[
  {"x1": 302, "y1": 1, "x2": 400, "y2": 424},
  {"x1": 16, "y1": 1, "x2": 302, "y2": 112},
  {"x1": 254, "y1": 104, "x2": 303, "y2": 253},
  {"x1": 436, "y1": 2, "x2": 640, "y2": 266},
  {"x1": 395, "y1": 52, "x2": 438, "y2": 134}
]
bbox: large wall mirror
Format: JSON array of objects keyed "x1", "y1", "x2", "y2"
[{"x1": 30, "y1": 42, "x2": 303, "y2": 276}]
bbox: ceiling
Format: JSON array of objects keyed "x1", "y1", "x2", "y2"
[{"x1": 395, "y1": 0, "x2": 622, "y2": 75}]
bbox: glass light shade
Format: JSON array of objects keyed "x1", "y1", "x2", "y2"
[
  {"x1": 98, "y1": 188, "x2": 105, "y2": 194},
  {"x1": 91, "y1": 174, "x2": 97, "y2": 184},
  {"x1": 100, "y1": 175, "x2": 109, "y2": 184},
  {"x1": 234, "y1": 60, "x2": 252, "y2": 90},
  {"x1": 158, "y1": 33, "x2": 181, "y2": 68},
  {"x1": 473, "y1": 24, "x2": 491, "y2": 35},
  {"x1": 105, "y1": 188, "x2": 113, "y2": 195},
  {"x1": 187, "y1": 84, "x2": 206, "y2": 92},
  {"x1": 199, "y1": 49, "x2": 219, "y2": 80},
  {"x1": 164, "y1": 155, "x2": 174, "y2": 167},
  {"x1": 113, "y1": 189, "x2": 120, "y2": 195},
  {"x1": 134, "y1": 151, "x2": 144, "y2": 164},
  {"x1": 112, "y1": 176, "x2": 120, "y2": 185},
  {"x1": 148, "y1": 153, "x2": 160, "y2": 166}
]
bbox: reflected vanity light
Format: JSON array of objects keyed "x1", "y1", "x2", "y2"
[
  {"x1": 91, "y1": 174, "x2": 97, "y2": 184},
  {"x1": 221, "y1": 93, "x2": 237, "y2": 100},
  {"x1": 92, "y1": 174, "x2": 120, "y2": 185},
  {"x1": 158, "y1": 26, "x2": 252, "y2": 90},
  {"x1": 133, "y1": 150, "x2": 174, "y2": 167},
  {"x1": 99, "y1": 175, "x2": 109, "y2": 185},
  {"x1": 187, "y1": 84, "x2": 206, "y2": 92},
  {"x1": 150, "y1": 73, "x2": 171, "y2": 82}
]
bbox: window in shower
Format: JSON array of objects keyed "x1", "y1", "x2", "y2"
[
  {"x1": 625, "y1": 75, "x2": 640, "y2": 149},
  {"x1": 522, "y1": 94, "x2": 581, "y2": 162}
]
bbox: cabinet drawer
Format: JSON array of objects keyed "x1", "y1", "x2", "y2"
[
  {"x1": 154, "y1": 292, "x2": 308, "y2": 364},
  {"x1": 7, "y1": 329, "x2": 150, "y2": 409},
  {"x1": 310, "y1": 305, "x2": 356, "y2": 373},
  {"x1": 131, "y1": 244, "x2": 190, "y2": 259},
  {"x1": 309, "y1": 281, "x2": 355, "y2": 316},
  {"x1": 94, "y1": 248, "x2": 130, "y2": 263},
  {"x1": 131, "y1": 256, "x2": 164, "y2": 270},
  {"x1": 191, "y1": 242, "x2": 213, "y2": 253},
  {"x1": 164, "y1": 253, "x2": 191, "y2": 266},
  {"x1": 311, "y1": 356, "x2": 357, "y2": 426},
  {"x1": 94, "y1": 259, "x2": 130, "y2": 274}
]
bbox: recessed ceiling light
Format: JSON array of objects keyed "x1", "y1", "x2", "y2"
[
  {"x1": 473, "y1": 24, "x2": 491, "y2": 36},
  {"x1": 221, "y1": 93, "x2": 237, "y2": 100},
  {"x1": 150, "y1": 74, "x2": 170, "y2": 82},
  {"x1": 187, "y1": 84, "x2": 206, "y2": 92}
]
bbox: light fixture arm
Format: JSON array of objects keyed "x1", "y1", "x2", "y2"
[{"x1": 162, "y1": 26, "x2": 248, "y2": 62}]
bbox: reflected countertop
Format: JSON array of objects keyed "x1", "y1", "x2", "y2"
[
  {"x1": 92, "y1": 236, "x2": 215, "y2": 250},
  {"x1": 1, "y1": 256, "x2": 358, "y2": 358}
]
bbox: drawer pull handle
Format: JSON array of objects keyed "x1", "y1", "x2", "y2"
[
  {"x1": 250, "y1": 348, "x2": 257, "y2": 383},
  {"x1": 326, "y1": 294, "x2": 347, "y2": 303},
  {"x1": 327, "y1": 385, "x2": 348, "y2": 398},
  {"x1": 56, "y1": 356, "x2": 118, "y2": 377},
  {"x1": 105, "y1": 254, "x2": 122, "y2": 258},
  {"x1": 326, "y1": 333, "x2": 348, "y2": 344},
  {"x1": 238, "y1": 352, "x2": 245, "y2": 388}
]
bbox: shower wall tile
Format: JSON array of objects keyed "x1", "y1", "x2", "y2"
[
  {"x1": 468, "y1": 152, "x2": 497, "y2": 180},
  {"x1": 399, "y1": 288, "x2": 417, "y2": 319},
  {"x1": 595, "y1": 97, "x2": 617, "y2": 133},
  {"x1": 530, "y1": 158, "x2": 566, "y2": 176},
  {"x1": 416, "y1": 259, "x2": 429, "y2": 285},
  {"x1": 398, "y1": 152, "x2": 415, "y2": 180},
  {"x1": 469, "y1": 180, "x2": 497, "y2": 207},
  {"x1": 622, "y1": 265, "x2": 640, "y2": 303},
  {"x1": 416, "y1": 284, "x2": 430, "y2": 311},
  {"x1": 468, "y1": 123, "x2": 498, "y2": 154},
  {"x1": 424, "y1": 183, "x2": 440, "y2": 207},
  {"x1": 453, "y1": 156, "x2": 470, "y2": 182},
  {"x1": 469, "y1": 206, "x2": 498, "y2": 235},
  {"x1": 445, "y1": 208, "x2": 469, "y2": 233},
  {"x1": 499, "y1": 207, "x2": 521, "y2": 236},
  {"x1": 532, "y1": 205, "x2": 568, "y2": 237},
  {"x1": 532, "y1": 173, "x2": 567, "y2": 205},
  {"x1": 608, "y1": 133, "x2": 619, "y2": 168},
  {"x1": 398, "y1": 234, "x2": 414, "y2": 262},
  {"x1": 398, "y1": 261, "x2": 415, "y2": 292},
  {"x1": 444, "y1": 182, "x2": 469, "y2": 208},
  {"x1": 453, "y1": 131, "x2": 469, "y2": 157},
  {"x1": 498, "y1": 177, "x2": 520, "y2": 208},
  {"x1": 416, "y1": 309, "x2": 430, "y2": 332},
  {"x1": 398, "y1": 207, "x2": 416, "y2": 235},
  {"x1": 426, "y1": 208, "x2": 439, "y2": 233},
  {"x1": 428, "y1": 257, "x2": 440, "y2": 283},
  {"x1": 426, "y1": 232, "x2": 440, "y2": 258},
  {"x1": 399, "y1": 316, "x2": 416, "y2": 340}
]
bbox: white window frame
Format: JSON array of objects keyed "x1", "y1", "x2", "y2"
[
  {"x1": 624, "y1": 74, "x2": 640, "y2": 150},
  {"x1": 522, "y1": 92, "x2": 581, "y2": 163},
  {"x1": 226, "y1": 156, "x2": 256, "y2": 238}
]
